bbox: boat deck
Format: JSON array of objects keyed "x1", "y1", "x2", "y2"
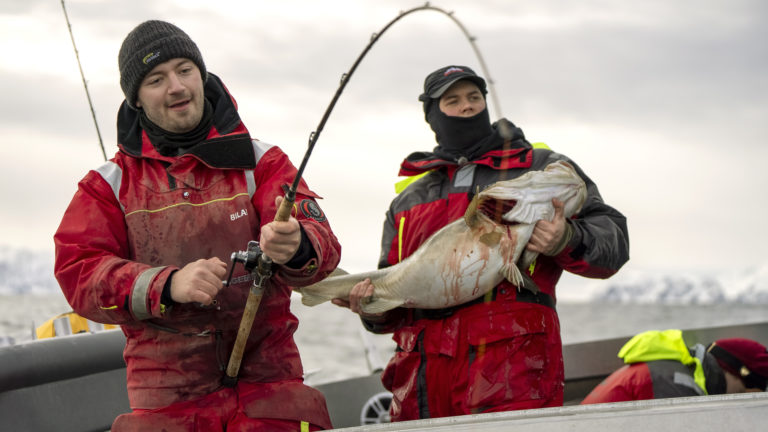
[{"x1": 333, "y1": 392, "x2": 768, "y2": 431}]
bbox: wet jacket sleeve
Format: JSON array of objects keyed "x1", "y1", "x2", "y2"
[
  {"x1": 54, "y1": 165, "x2": 176, "y2": 325},
  {"x1": 251, "y1": 146, "x2": 341, "y2": 287},
  {"x1": 547, "y1": 153, "x2": 630, "y2": 279}
]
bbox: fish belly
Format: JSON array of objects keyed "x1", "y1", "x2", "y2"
[
  {"x1": 361, "y1": 218, "x2": 519, "y2": 313},
  {"x1": 299, "y1": 161, "x2": 586, "y2": 314}
]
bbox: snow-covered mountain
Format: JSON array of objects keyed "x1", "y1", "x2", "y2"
[
  {"x1": 0, "y1": 246, "x2": 58, "y2": 295},
  {"x1": 570, "y1": 265, "x2": 768, "y2": 304},
  {"x1": 1, "y1": 245, "x2": 767, "y2": 304}
]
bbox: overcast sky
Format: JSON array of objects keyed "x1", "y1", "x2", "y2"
[{"x1": 1, "y1": 0, "x2": 766, "y2": 284}]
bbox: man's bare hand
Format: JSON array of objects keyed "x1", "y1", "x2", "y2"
[
  {"x1": 170, "y1": 257, "x2": 228, "y2": 305},
  {"x1": 526, "y1": 198, "x2": 569, "y2": 256},
  {"x1": 331, "y1": 278, "x2": 383, "y2": 317},
  {"x1": 260, "y1": 195, "x2": 302, "y2": 264}
]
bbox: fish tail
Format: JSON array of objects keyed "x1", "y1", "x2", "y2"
[
  {"x1": 361, "y1": 297, "x2": 403, "y2": 314},
  {"x1": 297, "y1": 289, "x2": 333, "y2": 307},
  {"x1": 296, "y1": 269, "x2": 382, "y2": 307}
]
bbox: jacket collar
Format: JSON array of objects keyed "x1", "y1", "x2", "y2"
[
  {"x1": 399, "y1": 142, "x2": 533, "y2": 177},
  {"x1": 399, "y1": 119, "x2": 533, "y2": 177}
]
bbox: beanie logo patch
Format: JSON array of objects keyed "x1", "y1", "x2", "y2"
[{"x1": 142, "y1": 51, "x2": 161, "y2": 65}]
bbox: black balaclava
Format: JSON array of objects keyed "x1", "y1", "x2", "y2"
[
  {"x1": 427, "y1": 102, "x2": 497, "y2": 162},
  {"x1": 418, "y1": 65, "x2": 498, "y2": 162}
]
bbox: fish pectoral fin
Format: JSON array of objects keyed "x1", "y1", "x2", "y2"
[
  {"x1": 360, "y1": 297, "x2": 403, "y2": 315},
  {"x1": 501, "y1": 261, "x2": 524, "y2": 287}
]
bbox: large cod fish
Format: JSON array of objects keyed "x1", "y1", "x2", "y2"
[{"x1": 296, "y1": 161, "x2": 587, "y2": 314}]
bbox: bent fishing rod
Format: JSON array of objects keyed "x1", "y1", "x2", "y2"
[
  {"x1": 225, "y1": 2, "x2": 505, "y2": 384},
  {"x1": 281, "y1": 3, "x2": 504, "y2": 221}
]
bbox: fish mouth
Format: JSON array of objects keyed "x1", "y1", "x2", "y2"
[{"x1": 479, "y1": 198, "x2": 519, "y2": 225}]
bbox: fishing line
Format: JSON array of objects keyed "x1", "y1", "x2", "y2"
[
  {"x1": 290, "y1": 4, "x2": 508, "y2": 365},
  {"x1": 226, "y1": 3, "x2": 507, "y2": 383},
  {"x1": 284, "y1": 2, "x2": 505, "y2": 205},
  {"x1": 306, "y1": 5, "x2": 513, "y2": 370},
  {"x1": 60, "y1": 0, "x2": 107, "y2": 161}
]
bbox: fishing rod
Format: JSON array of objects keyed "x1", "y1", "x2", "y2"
[
  {"x1": 60, "y1": 0, "x2": 107, "y2": 161},
  {"x1": 225, "y1": 2, "x2": 503, "y2": 383},
  {"x1": 283, "y1": 3, "x2": 502, "y2": 219}
]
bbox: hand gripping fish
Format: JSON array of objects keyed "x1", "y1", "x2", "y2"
[{"x1": 296, "y1": 161, "x2": 587, "y2": 314}]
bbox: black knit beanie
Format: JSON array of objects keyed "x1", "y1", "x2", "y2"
[{"x1": 118, "y1": 20, "x2": 207, "y2": 110}]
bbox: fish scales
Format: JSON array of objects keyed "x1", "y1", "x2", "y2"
[{"x1": 295, "y1": 161, "x2": 587, "y2": 314}]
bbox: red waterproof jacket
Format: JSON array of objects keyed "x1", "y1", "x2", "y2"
[
  {"x1": 581, "y1": 332, "x2": 726, "y2": 404},
  {"x1": 581, "y1": 353, "x2": 727, "y2": 404},
  {"x1": 363, "y1": 120, "x2": 630, "y2": 421},
  {"x1": 54, "y1": 74, "x2": 340, "y2": 428}
]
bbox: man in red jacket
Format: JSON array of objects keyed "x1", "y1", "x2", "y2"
[
  {"x1": 333, "y1": 65, "x2": 630, "y2": 421},
  {"x1": 582, "y1": 333, "x2": 768, "y2": 404},
  {"x1": 54, "y1": 20, "x2": 341, "y2": 431}
]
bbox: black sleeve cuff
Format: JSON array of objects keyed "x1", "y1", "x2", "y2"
[
  {"x1": 284, "y1": 224, "x2": 317, "y2": 269},
  {"x1": 161, "y1": 270, "x2": 178, "y2": 307}
]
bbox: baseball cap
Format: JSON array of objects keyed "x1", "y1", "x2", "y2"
[{"x1": 418, "y1": 65, "x2": 487, "y2": 102}]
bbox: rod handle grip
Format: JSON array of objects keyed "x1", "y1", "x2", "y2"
[{"x1": 274, "y1": 194, "x2": 295, "y2": 222}]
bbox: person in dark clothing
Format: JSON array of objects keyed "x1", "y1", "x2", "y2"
[
  {"x1": 581, "y1": 330, "x2": 768, "y2": 404},
  {"x1": 333, "y1": 65, "x2": 630, "y2": 421}
]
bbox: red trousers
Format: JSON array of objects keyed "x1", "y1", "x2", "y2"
[
  {"x1": 112, "y1": 379, "x2": 329, "y2": 431},
  {"x1": 382, "y1": 303, "x2": 564, "y2": 421}
]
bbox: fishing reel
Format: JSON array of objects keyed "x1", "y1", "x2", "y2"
[{"x1": 223, "y1": 240, "x2": 273, "y2": 289}]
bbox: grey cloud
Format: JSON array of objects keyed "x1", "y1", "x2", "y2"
[
  {"x1": 0, "y1": 71, "x2": 102, "y2": 137},
  {"x1": 471, "y1": 8, "x2": 768, "y2": 142},
  {"x1": 19, "y1": 0, "x2": 767, "y2": 149}
]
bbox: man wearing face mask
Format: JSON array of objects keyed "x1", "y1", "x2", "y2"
[{"x1": 333, "y1": 65, "x2": 630, "y2": 421}]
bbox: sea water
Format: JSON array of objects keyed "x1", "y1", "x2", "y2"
[{"x1": 1, "y1": 291, "x2": 766, "y2": 386}]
